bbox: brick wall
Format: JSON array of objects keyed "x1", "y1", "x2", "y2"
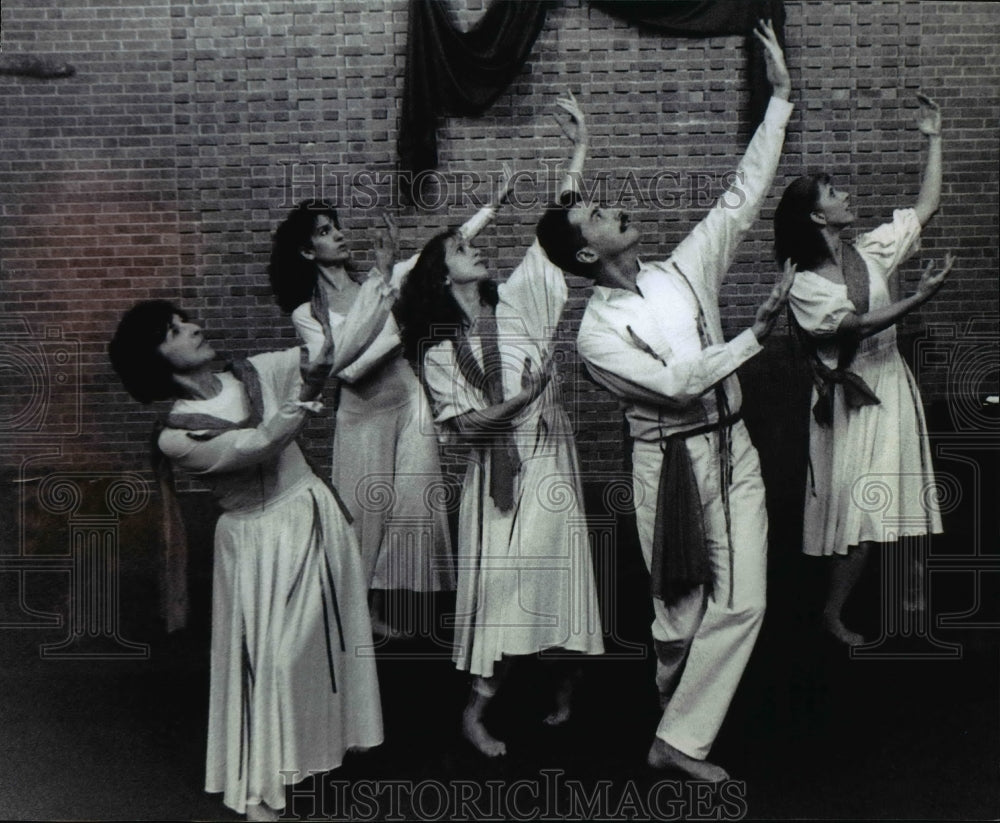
[{"x1": 1, "y1": 0, "x2": 997, "y2": 484}]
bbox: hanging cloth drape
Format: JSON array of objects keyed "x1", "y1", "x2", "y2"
[
  {"x1": 398, "y1": 0, "x2": 552, "y2": 204},
  {"x1": 591, "y1": 0, "x2": 786, "y2": 130},
  {"x1": 398, "y1": 0, "x2": 784, "y2": 205}
]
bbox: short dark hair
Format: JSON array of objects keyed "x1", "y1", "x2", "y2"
[
  {"x1": 774, "y1": 174, "x2": 835, "y2": 270},
  {"x1": 396, "y1": 229, "x2": 498, "y2": 367},
  {"x1": 108, "y1": 300, "x2": 185, "y2": 403},
  {"x1": 535, "y1": 191, "x2": 599, "y2": 280},
  {"x1": 269, "y1": 199, "x2": 342, "y2": 314}
]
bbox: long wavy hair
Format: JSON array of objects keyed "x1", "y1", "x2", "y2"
[
  {"x1": 269, "y1": 199, "x2": 357, "y2": 314},
  {"x1": 396, "y1": 229, "x2": 499, "y2": 368},
  {"x1": 773, "y1": 174, "x2": 836, "y2": 270}
]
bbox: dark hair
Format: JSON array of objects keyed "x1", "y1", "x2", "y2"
[
  {"x1": 108, "y1": 300, "x2": 186, "y2": 404},
  {"x1": 269, "y1": 199, "x2": 342, "y2": 314},
  {"x1": 535, "y1": 191, "x2": 599, "y2": 280},
  {"x1": 774, "y1": 174, "x2": 835, "y2": 270},
  {"x1": 396, "y1": 229, "x2": 499, "y2": 366}
]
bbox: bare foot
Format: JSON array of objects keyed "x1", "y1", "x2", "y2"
[
  {"x1": 462, "y1": 706, "x2": 507, "y2": 757},
  {"x1": 543, "y1": 704, "x2": 571, "y2": 727},
  {"x1": 370, "y1": 616, "x2": 403, "y2": 640},
  {"x1": 647, "y1": 738, "x2": 729, "y2": 782},
  {"x1": 543, "y1": 678, "x2": 574, "y2": 727},
  {"x1": 246, "y1": 802, "x2": 279, "y2": 821},
  {"x1": 822, "y1": 614, "x2": 866, "y2": 646}
]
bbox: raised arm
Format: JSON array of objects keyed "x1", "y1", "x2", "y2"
[
  {"x1": 913, "y1": 93, "x2": 943, "y2": 227},
  {"x1": 457, "y1": 162, "x2": 516, "y2": 243},
  {"x1": 837, "y1": 254, "x2": 954, "y2": 341},
  {"x1": 669, "y1": 19, "x2": 792, "y2": 293},
  {"x1": 553, "y1": 90, "x2": 588, "y2": 198}
]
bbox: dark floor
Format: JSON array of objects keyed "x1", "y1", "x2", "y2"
[
  {"x1": 1, "y1": 370, "x2": 997, "y2": 821},
  {"x1": 0, "y1": 509, "x2": 997, "y2": 822}
]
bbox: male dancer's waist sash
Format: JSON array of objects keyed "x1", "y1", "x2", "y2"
[{"x1": 650, "y1": 412, "x2": 742, "y2": 606}]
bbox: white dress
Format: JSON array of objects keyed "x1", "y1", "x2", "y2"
[
  {"x1": 789, "y1": 208, "x2": 943, "y2": 556},
  {"x1": 293, "y1": 283, "x2": 455, "y2": 593},
  {"x1": 158, "y1": 349, "x2": 383, "y2": 814},
  {"x1": 422, "y1": 241, "x2": 605, "y2": 678}
]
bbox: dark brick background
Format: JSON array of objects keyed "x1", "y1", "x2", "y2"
[{"x1": 1, "y1": 0, "x2": 997, "y2": 481}]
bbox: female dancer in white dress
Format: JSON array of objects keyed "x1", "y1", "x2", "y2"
[
  {"x1": 773, "y1": 93, "x2": 953, "y2": 645},
  {"x1": 270, "y1": 207, "x2": 456, "y2": 636},
  {"x1": 108, "y1": 275, "x2": 392, "y2": 820},
  {"x1": 396, "y1": 95, "x2": 604, "y2": 757}
]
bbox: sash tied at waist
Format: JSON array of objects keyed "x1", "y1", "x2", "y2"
[
  {"x1": 810, "y1": 361, "x2": 881, "y2": 427},
  {"x1": 650, "y1": 413, "x2": 742, "y2": 607}
]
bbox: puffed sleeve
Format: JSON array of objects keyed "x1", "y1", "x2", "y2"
[
  {"x1": 422, "y1": 341, "x2": 479, "y2": 426},
  {"x1": 788, "y1": 272, "x2": 856, "y2": 339},
  {"x1": 854, "y1": 208, "x2": 922, "y2": 283},
  {"x1": 497, "y1": 240, "x2": 568, "y2": 346}
]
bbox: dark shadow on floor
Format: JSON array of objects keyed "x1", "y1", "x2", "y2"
[{"x1": 0, "y1": 339, "x2": 997, "y2": 821}]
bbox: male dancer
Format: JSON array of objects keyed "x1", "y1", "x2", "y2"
[{"x1": 535, "y1": 21, "x2": 793, "y2": 780}]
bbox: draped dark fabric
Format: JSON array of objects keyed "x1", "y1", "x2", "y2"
[
  {"x1": 454, "y1": 310, "x2": 522, "y2": 513},
  {"x1": 398, "y1": 0, "x2": 551, "y2": 203},
  {"x1": 790, "y1": 244, "x2": 881, "y2": 429},
  {"x1": 399, "y1": 0, "x2": 784, "y2": 205},
  {"x1": 592, "y1": 1, "x2": 785, "y2": 130},
  {"x1": 650, "y1": 435, "x2": 711, "y2": 605}
]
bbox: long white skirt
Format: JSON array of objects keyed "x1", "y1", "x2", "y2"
[
  {"x1": 205, "y1": 475, "x2": 383, "y2": 813},
  {"x1": 332, "y1": 392, "x2": 456, "y2": 592},
  {"x1": 451, "y1": 410, "x2": 604, "y2": 677}
]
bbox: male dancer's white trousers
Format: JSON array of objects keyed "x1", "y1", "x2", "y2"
[{"x1": 632, "y1": 420, "x2": 768, "y2": 760}]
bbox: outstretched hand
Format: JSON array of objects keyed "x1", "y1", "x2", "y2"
[
  {"x1": 495, "y1": 161, "x2": 516, "y2": 207},
  {"x1": 916, "y1": 252, "x2": 954, "y2": 300},
  {"x1": 916, "y1": 92, "x2": 942, "y2": 137},
  {"x1": 752, "y1": 259, "x2": 796, "y2": 341},
  {"x1": 753, "y1": 19, "x2": 790, "y2": 101},
  {"x1": 553, "y1": 89, "x2": 587, "y2": 146},
  {"x1": 372, "y1": 213, "x2": 399, "y2": 282}
]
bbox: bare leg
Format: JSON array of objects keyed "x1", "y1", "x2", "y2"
[
  {"x1": 246, "y1": 802, "x2": 280, "y2": 821},
  {"x1": 543, "y1": 663, "x2": 581, "y2": 727},
  {"x1": 462, "y1": 669, "x2": 507, "y2": 757},
  {"x1": 823, "y1": 542, "x2": 872, "y2": 646},
  {"x1": 902, "y1": 543, "x2": 927, "y2": 613},
  {"x1": 647, "y1": 738, "x2": 729, "y2": 782}
]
